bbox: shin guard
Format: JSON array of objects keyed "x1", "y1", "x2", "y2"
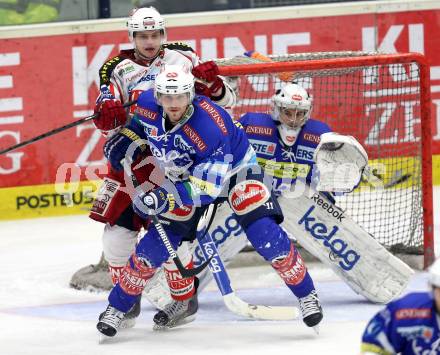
[
  {"x1": 109, "y1": 253, "x2": 157, "y2": 313},
  {"x1": 272, "y1": 243, "x2": 315, "y2": 298},
  {"x1": 164, "y1": 244, "x2": 195, "y2": 301},
  {"x1": 108, "y1": 265, "x2": 124, "y2": 286}
]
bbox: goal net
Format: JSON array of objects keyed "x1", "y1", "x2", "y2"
[{"x1": 217, "y1": 51, "x2": 433, "y2": 268}]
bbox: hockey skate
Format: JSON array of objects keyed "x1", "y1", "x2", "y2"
[
  {"x1": 97, "y1": 305, "x2": 126, "y2": 338},
  {"x1": 98, "y1": 296, "x2": 141, "y2": 329},
  {"x1": 298, "y1": 290, "x2": 323, "y2": 333},
  {"x1": 153, "y1": 291, "x2": 198, "y2": 330}
]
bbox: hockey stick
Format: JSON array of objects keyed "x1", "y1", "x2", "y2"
[
  {"x1": 363, "y1": 166, "x2": 412, "y2": 189},
  {"x1": 243, "y1": 51, "x2": 294, "y2": 82},
  {"x1": 0, "y1": 100, "x2": 137, "y2": 155},
  {"x1": 384, "y1": 173, "x2": 411, "y2": 189},
  {"x1": 149, "y1": 214, "x2": 213, "y2": 278},
  {"x1": 196, "y1": 204, "x2": 299, "y2": 321}
]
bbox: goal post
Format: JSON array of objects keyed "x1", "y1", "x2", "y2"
[{"x1": 217, "y1": 51, "x2": 434, "y2": 269}]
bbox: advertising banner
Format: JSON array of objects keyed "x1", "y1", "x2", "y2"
[{"x1": 0, "y1": 3, "x2": 439, "y2": 219}]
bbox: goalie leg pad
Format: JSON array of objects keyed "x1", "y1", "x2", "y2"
[{"x1": 278, "y1": 193, "x2": 413, "y2": 303}]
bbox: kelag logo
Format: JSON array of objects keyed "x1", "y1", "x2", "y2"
[
  {"x1": 202, "y1": 242, "x2": 222, "y2": 273},
  {"x1": 193, "y1": 214, "x2": 243, "y2": 267},
  {"x1": 211, "y1": 214, "x2": 243, "y2": 244},
  {"x1": 298, "y1": 205, "x2": 360, "y2": 270}
]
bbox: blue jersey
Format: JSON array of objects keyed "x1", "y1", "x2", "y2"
[
  {"x1": 128, "y1": 89, "x2": 255, "y2": 206},
  {"x1": 238, "y1": 113, "x2": 331, "y2": 195},
  {"x1": 362, "y1": 292, "x2": 440, "y2": 354}
]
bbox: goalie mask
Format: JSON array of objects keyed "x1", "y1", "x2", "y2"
[
  {"x1": 272, "y1": 83, "x2": 312, "y2": 146},
  {"x1": 154, "y1": 65, "x2": 195, "y2": 106},
  {"x1": 127, "y1": 7, "x2": 166, "y2": 44}
]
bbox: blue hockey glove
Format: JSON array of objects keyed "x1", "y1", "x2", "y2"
[
  {"x1": 133, "y1": 186, "x2": 176, "y2": 218},
  {"x1": 103, "y1": 127, "x2": 147, "y2": 170}
]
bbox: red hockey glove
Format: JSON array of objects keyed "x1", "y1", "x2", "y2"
[
  {"x1": 192, "y1": 61, "x2": 219, "y2": 82},
  {"x1": 192, "y1": 61, "x2": 224, "y2": 97},
  {"x1": 93, "y1": 100, "x2": 127, "y2": 132}
]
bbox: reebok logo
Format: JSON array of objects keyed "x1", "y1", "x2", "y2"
[{"x1": 311, "y1": 193, "x2": 345, "y2": 222}]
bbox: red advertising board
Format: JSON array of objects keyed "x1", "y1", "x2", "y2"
[{"x1": 0, "y1": 8, "x2": 439, "y2": 190}]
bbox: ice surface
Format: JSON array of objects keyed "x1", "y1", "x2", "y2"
[{"x1": 0, "y1": 187, "x2": 438, "y2": 354}]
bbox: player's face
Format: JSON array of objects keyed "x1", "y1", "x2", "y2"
[
  {"x1": 134, "y1": 30, "x2": 162, "y2": 59},
  {"x1": 158, "y1": 93, "x2": 190, "y2": 124},
  {"x1": 279, "y1": 107, "x2": 308, "y2": 129}
]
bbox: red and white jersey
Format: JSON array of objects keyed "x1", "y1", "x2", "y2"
[{"x1": 96, "y1": 43, "x2": 235, "y2": 133}]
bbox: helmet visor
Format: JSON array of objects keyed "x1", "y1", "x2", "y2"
[{"x1": 279, "y1": 107, "x2": 309, "y2": 128}]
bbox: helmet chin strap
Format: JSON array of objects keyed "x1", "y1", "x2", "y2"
[{"x1": 278, "y1": 123, "x2": 301, "y2": 147}]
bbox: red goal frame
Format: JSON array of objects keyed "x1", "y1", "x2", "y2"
[{"x1": 218, "y1": 52, "x2": 433, "y2": 268}]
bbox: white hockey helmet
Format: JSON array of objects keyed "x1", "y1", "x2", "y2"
[
  {"x1": 272, "y1": 83, "x2": 312, "y2": 124},
  {"x1": 154, "y1": 64, "x2": 195, "y2": 103},
  {"x1": 428, "y1": 258, "x2": 440, "y2": 288},
  {"x1": 127, "y1": 7, "x2": 166, "y2": 42},
  {"x1": 272, "y1": 83, "x2": 312, "y2": 146}
]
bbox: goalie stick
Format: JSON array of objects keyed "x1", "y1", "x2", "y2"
[
  {"x1": 361, "y1": 166, "x2": 412, "y2": 190},
  {"x1": 195, "y1": 204, "x2": 299, "y2": 321}
]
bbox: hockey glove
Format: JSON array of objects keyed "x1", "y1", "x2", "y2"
[
  {"x1": 103, "y1": 127, "x2": 147, "y2": 171},
  {"x1": 192, "y1": 61, "x2": 223, "y2": 97},
  {"x1": 314, "y1": 132, "x2": 368, "y2": 193},
  {"x1": 133, "y1": 186, "x2": 176, "y2": 218},
  {"x1": 94, "y1": 99, "x2": 127, "y2": 133}
]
